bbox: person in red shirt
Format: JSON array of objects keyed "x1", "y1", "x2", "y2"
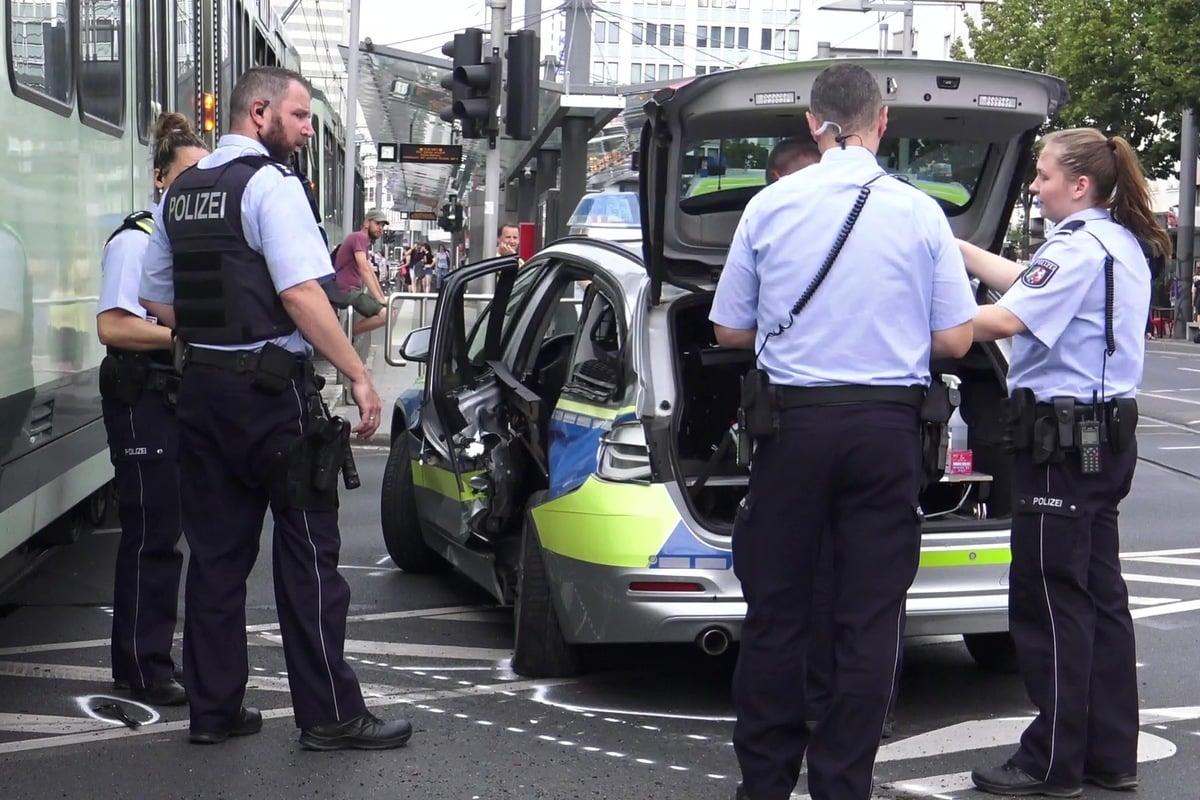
[{"x1": 333, "y1": 210, "x2": 389, "y2": 336}]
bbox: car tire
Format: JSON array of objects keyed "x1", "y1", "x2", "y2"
[
  {"x1": 963, "y1": 631, "x2": 1019, "y2": 673},
  {"x1": 511, "y1": 497, "x2": 581, "y2": 678},
  {"x1": 380, "y1": 433, "x2": 448, "y2": 574}
]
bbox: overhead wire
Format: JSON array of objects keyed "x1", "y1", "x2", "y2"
[{"x1": 376, "y1": 2, "x2": 565, "y2": 51}]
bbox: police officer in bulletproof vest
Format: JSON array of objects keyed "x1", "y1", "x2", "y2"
[
  {"x1": 961, "y1": 129, "x2": 1168, "y2": 797},
  {"x1": 709, "y1": 63, "x2": 976, "y2": 800},
  {"x1": 96, "y1": 112, "x2": 208, "y2": 707},
  {"x1": 139, "y1": 66, "x2": 411, "y2": 750}
]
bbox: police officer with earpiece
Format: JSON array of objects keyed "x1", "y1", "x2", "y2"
[
  {"x1": 139, "y1": 66, "x2": 411, "y2": 750},
  {"x1": 97, "y1": 112, "x2": 207, "y2": 706},
  {"x1": 710, "y1": 63, "x2": 977, "y2": 800},
  {"x1": 963, "y1": 129, "x2": 1168, "y2": 798}
]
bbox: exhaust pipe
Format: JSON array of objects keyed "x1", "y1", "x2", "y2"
[{"x1": 697, "y1": 626, "x2": 730, "y2": 656}]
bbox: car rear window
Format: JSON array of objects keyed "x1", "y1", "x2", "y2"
[{"x1": 680, "y1": 137, "x2": 991, "y2": 214}]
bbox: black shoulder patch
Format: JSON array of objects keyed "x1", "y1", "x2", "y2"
[
  {"x1": 1020, "y1": 258, "x2": 1060, "y2": 288},
  {"x1": 1055, "y1": 219, "x2": 1086, "y2": 235}
]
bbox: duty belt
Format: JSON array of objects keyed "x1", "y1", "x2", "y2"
[
  {"x1": 181, "y1": 345, "x2": 303, "y2": 376},
  {"x1": 774, "y1": 384, "x2": 925, "y2": 410}
]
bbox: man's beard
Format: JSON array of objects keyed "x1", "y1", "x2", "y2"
[{"x1": 259, "y1": 117, "x2": 295, "y2": 162}]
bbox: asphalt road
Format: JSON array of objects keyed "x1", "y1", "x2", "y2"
[{"x1": 2, "y1": 348, "x2": 1200, "y2": 799}]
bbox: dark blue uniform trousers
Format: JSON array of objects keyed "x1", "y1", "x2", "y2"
[
  {"x1": 1008, "y1": 443, "x2": 1139, "y2": 788},
  {"x1": 733, "y1": 403, "x2": 922, "y2": 800},
  {"x1": 176, "y1": 364, "x2": 367, "y2": 734},
  {"x1": 102, "y1": 391, "x2": 183, "y2": 688}
]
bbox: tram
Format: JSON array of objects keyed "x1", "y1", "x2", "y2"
[{"x1": 0, "y1": 0, "x2": 354, "y2": 568}]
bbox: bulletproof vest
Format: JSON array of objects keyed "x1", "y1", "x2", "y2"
[
  {"x1": 163, "y1": 155, "x2": 296, "y2": 346},
  {"x1": 104, "y1": 211, "x2": 173, "y2": 368}
]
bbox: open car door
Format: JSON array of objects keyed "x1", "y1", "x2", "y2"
[{"x1": 412, "y1": 255, "x2": 529, "y2": 548}]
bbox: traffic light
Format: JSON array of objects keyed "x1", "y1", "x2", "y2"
[
  {"x1": 438, "y1": 201, "x2": 464, "y2": 233},
  {"x1": 504, "y1": 30, "x2": 540, "y2": 140},
  {"x1": 440, "y1": 28, "x2": 500, "y2": 140}
]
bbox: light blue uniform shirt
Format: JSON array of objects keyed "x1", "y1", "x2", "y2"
[
  {"x1": 710, "y1": 146, "x2": 977, "y2": 387},
  {"x1": 139, "y1": 134, "x2": 332, "y2": 355},
  {"x1": 1000, "y1": 207, "x2": 1150, "y2": 401},
  {"x1": 98, "y1": 214, "x2": 153, "y2": 320}
]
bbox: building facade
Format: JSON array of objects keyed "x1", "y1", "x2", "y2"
[{"x1": 540, "y1": 0, "x2": 980, "y2": 87}]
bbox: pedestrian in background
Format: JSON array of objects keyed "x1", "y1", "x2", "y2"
[{"x1": 962, "y1": 128, "x2": 1168, "y2": 797}]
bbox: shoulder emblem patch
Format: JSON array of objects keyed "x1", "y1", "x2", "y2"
[{"x1": 1021, "y1": 259, "x2": 1059, "y2": 288}]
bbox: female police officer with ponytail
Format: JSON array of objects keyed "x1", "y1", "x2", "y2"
[
  {"x1": 961, "y1": 128, "x2": 1170, "y2": 797},
  {"x1": 96, "y1": 113, "x2": 207, "y2": 706}
]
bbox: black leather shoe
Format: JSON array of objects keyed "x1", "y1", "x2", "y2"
[
  {"x1": 129, "y1": 679, "x2": 188, "y2": 707},
  {"x1": 298, "y1": 712, "x2": 413, "y2": 751},
  {"x1": 1084, "y1": 771, "x2": 1139, "y2": 791},
  {"x1": 189, "y1": 707, "x2": 263, "y2": 744},
  {"x1": 971, "y1": 762, "x2": 1082, "y2": 797}
]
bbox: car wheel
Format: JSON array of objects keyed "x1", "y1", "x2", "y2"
[
  {"x1": 512, "y1": 497, "x2": 581, "y2": 678},
  {"x1": 963, "y1": 632, "x2": 1019, "y2": 673},
  {"x1": 380, "y1": 433, "x2": 448, "y2": 573}
]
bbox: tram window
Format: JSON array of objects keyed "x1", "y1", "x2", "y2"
[
  {"x1": 174, "y1": 0, "x2": 197, "y2": 128},
  {"x1": 6, "y1": 0, "x2": 73, "y2": 111},
  {"x1": 78, "y1": 0, "x2": 126, "y2": 132},
  {"x1": 135, "y1": 0, "x2": 168, "y2": 142},
  {"x1": 323, "y1": 123, "x2": 336, "y2": 222}
]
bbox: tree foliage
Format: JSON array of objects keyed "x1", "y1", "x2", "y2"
[{"x1": 954, "y1": 0, "x2": 1198, "y2": 179}]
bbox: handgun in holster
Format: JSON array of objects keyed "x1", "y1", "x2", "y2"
[
  {"x1": 98, "y1": 352, "x2": 151, "y2": 405},
  {"x1": 311, "y1": 415, "x2": 361, "y2": 492}
]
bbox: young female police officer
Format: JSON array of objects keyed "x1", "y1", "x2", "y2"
[
  {"x1": 961, "y1": 128, "x2": 1170, "y2": 797},
  {"x1": 96, "y1": 113, "x2": 207, "y2": 705}
]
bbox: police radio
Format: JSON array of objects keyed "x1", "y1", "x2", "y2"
[{"x1": 1077, "y1": 419, "x2": 1102, "y2": 474}]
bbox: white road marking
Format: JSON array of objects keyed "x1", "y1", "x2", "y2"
[
  {"x1": 872, "y1": 732, "x2": 1176, "y2": 798},
  {"x1": 1176, "y1": 367, "x2": 1200, "y2": 374},
  {"x1": 1158, "y1": 446, "x2": 1200, "y2": 451},
  {"x1": 1124, "y1": 572, "x2": 1200, "y2": 589},
  {"x1": 1137, "y1": 392, "x2": 1200, "y2": 407},
  {"x1": 530, "y1": 684, "x2": 736, "y2": 723},
  {"x1": 0, "y1": 605, "x2": 495, "y2": 656},
  {"x1": 0, "y1": 713, "x2": 118, "y2": 735},
  {"x1": 1133, "y1": 599, "x2": 1200, "y2": 620},
  {"x1": 1122, "y1": 546, "x2": 1200, "y2": 558},
  {"x1": 337, "y1": 638, "x2": 510, "y2": 661},
  {"x1": 1129, "y1": 596, "x2": 1181, "y2": 606},
  {"x1": 245, "y1": 603, "x2": 490, "y2": 633},
  {"x1": 1128, "y1": 556, "x2": 1200, "y2": 567}
]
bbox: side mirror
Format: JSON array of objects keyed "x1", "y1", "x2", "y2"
[{"x1": 400, "y1": 326, "x2": 432, "y2": 363}]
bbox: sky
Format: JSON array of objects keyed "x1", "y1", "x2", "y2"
[{"x1": 361, "y1": 1, "x2": 530, "y2": 57}]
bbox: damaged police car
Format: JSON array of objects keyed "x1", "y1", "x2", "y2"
[{"x1": 381, "y1": 58, "x2": 1068, "y2": 678}]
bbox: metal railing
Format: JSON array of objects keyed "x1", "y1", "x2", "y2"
[{"x1": 383, "y1": 291, "x2": 497, "y2": 372}]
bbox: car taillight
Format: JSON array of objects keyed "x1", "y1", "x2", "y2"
[{"x1": 596, "y1": 421, "x2": 652, "y2": 483}]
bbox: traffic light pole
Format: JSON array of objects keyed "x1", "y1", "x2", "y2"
[{"x1": 484, "y1": 0, "x2": 508, "y2": 262}]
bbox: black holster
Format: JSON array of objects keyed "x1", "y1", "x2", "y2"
[
  {"x1": 919, "y1": 381, "x2": 957, "y2": 484},
  {"x1": 98, "y1": 352, "x2": 151, "y2": 405},
  {"x1": 1003, "y1": 388, "x2": 1036, "y2": 453},
  {"x1": 1106, "y1": 397, "x2": 1138, "y2": 453},
  {"x1": 738, "y1": 368, "x2": 779, "y2": 439},
  {"x1": 253, "y1": 342, "x2": 300, "y2": 395}
]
